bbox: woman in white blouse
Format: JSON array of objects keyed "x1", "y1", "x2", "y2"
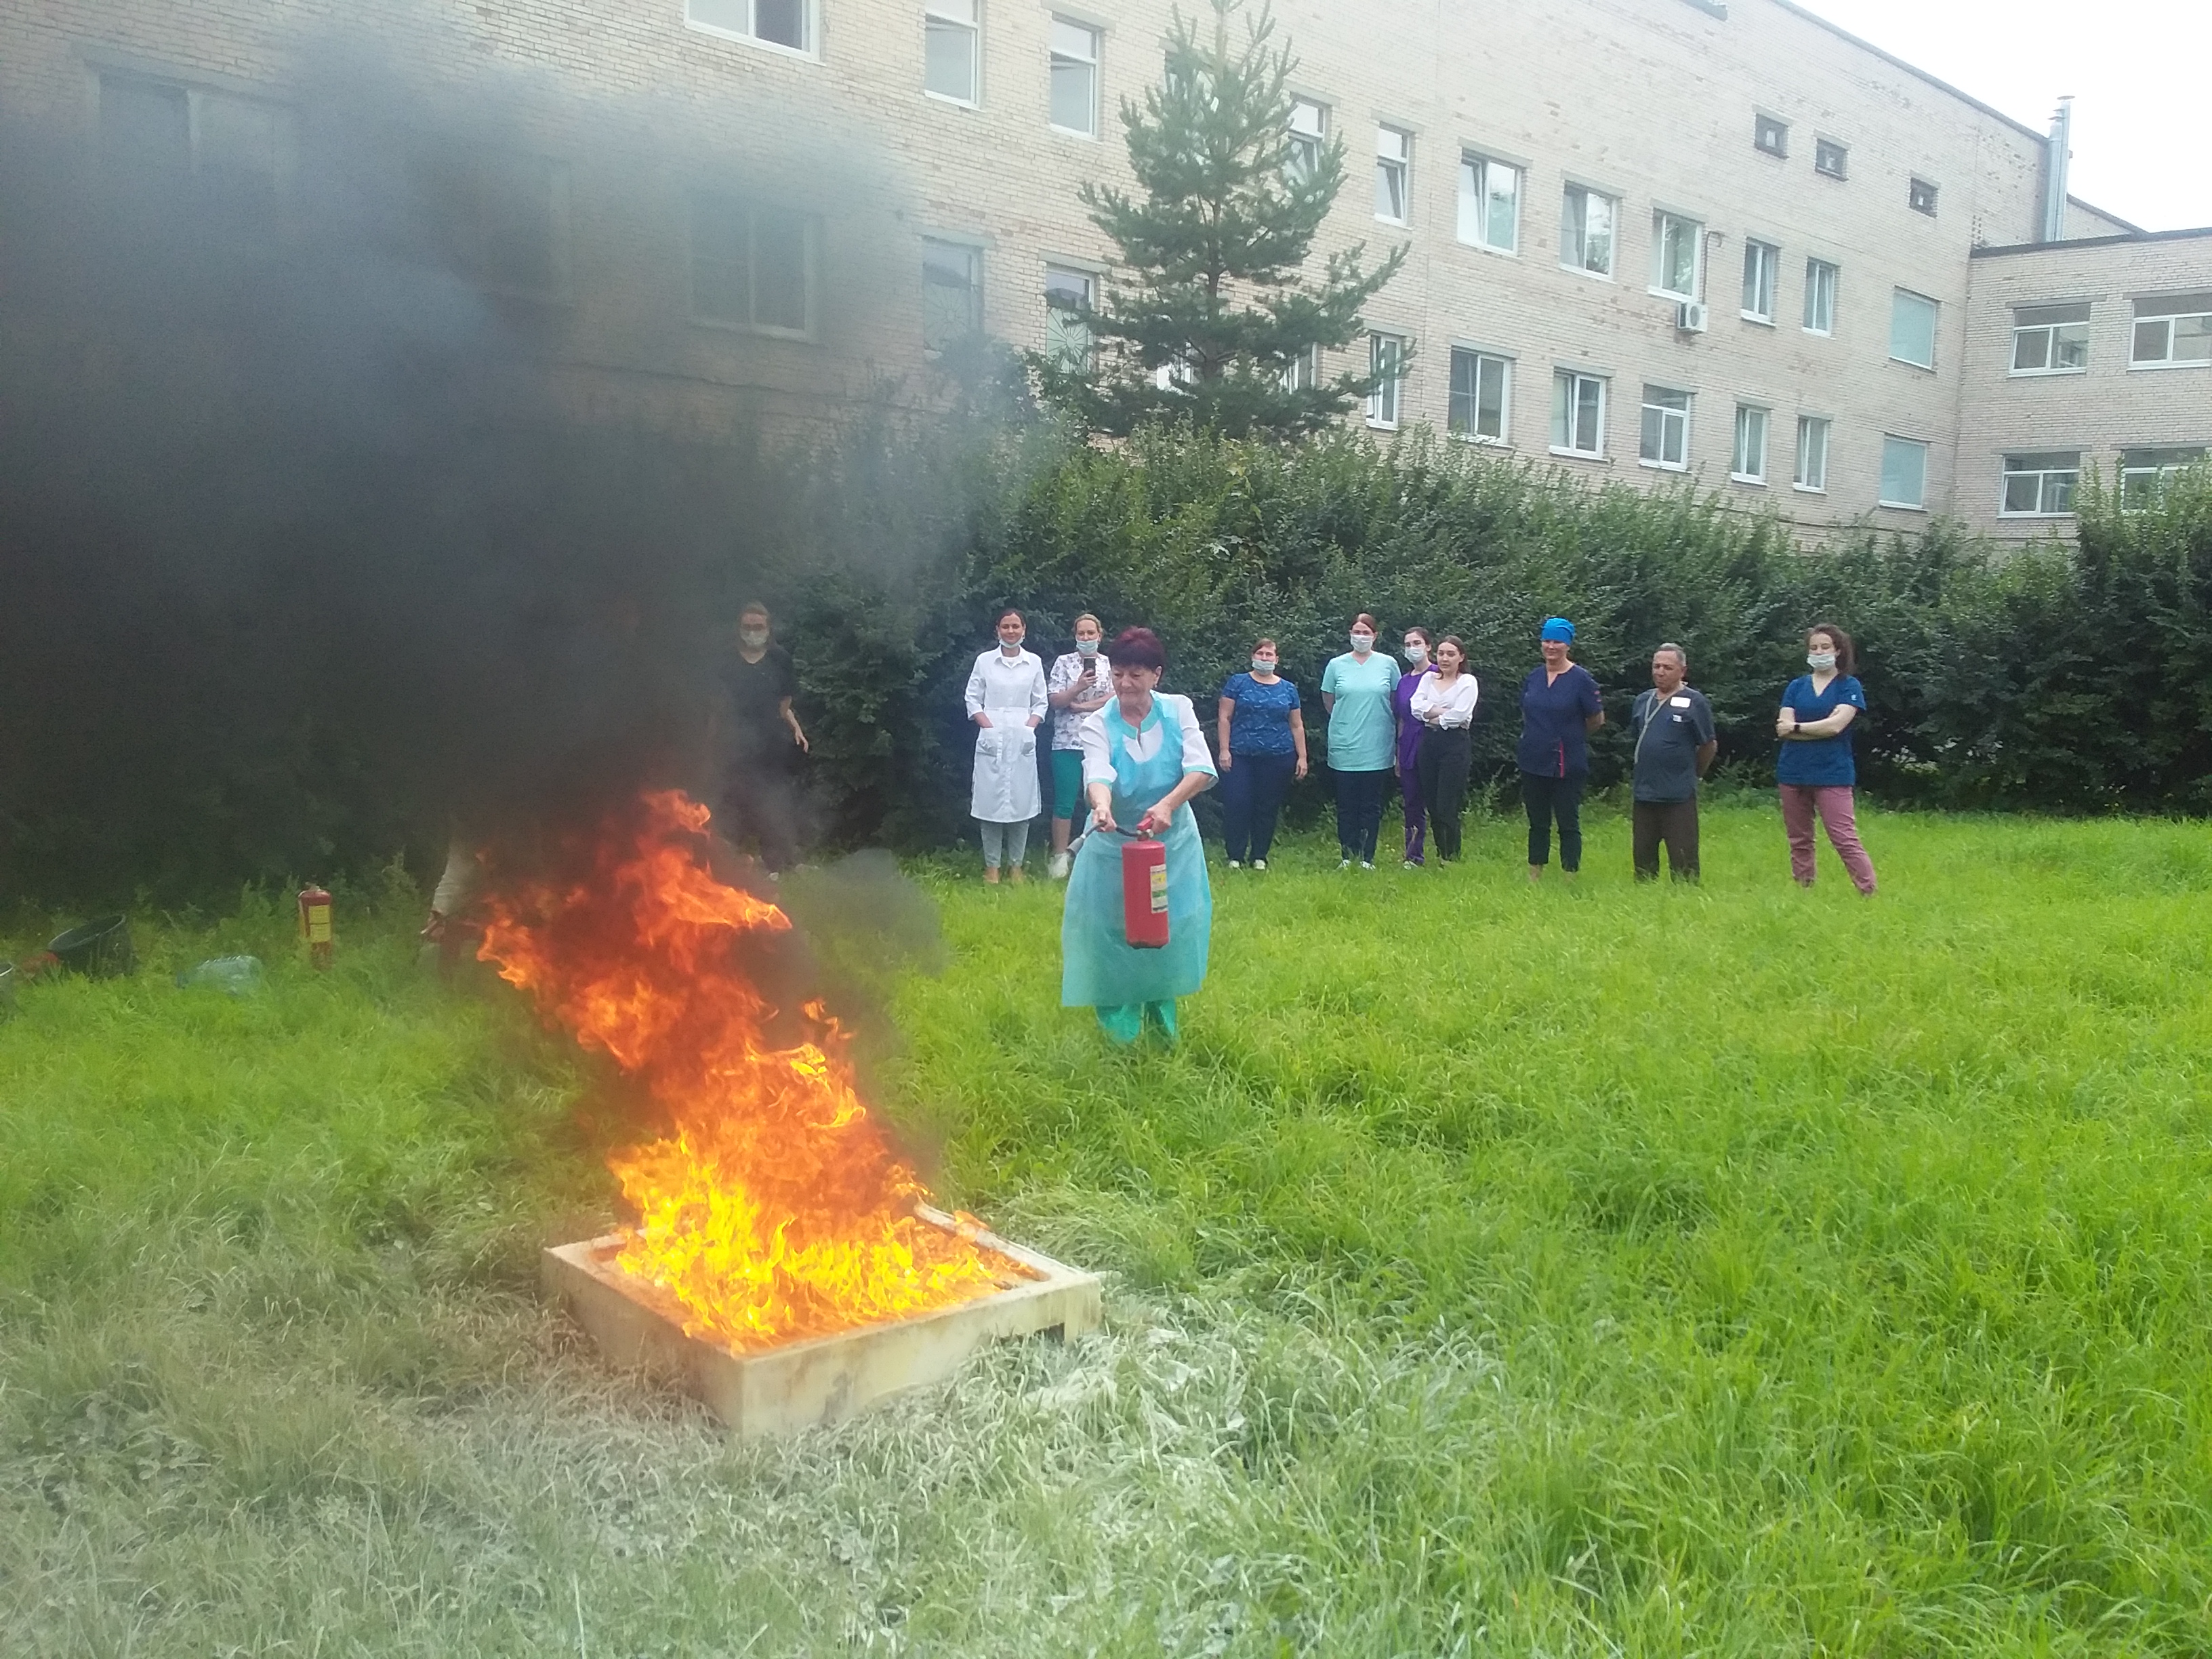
[
  {"x1": 1061, "y1": 627, "x2": 1216, "y2": 1045},
  {"x1": 1409, "y1": 635, "x2": 1481, "y2": 863},
  {"x1": 964, "y1": 609, "x2": 1048, "y2": 883}
]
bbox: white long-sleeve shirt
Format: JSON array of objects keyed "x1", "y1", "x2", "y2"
[
  {"x1": 1410, "y1": 672, "x2": 1481, "y2": 730},
  {"x1": 964, "y1": 647, "x2": 1048, "y2": 723}
]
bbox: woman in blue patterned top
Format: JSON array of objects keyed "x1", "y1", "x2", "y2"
[{"x1": 1214, "y1": 637, "x2": 1307, "y2": 869}]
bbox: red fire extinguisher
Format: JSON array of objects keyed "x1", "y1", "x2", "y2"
[
  {"x1": 298, "y1": 884, "x2": 335, "y2": 970},
  {"x1": 1120, "y1": 836, "x2": 1170, "y2": 949}
]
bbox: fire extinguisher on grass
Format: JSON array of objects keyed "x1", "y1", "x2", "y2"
[
  {"x1": 298, "y1": 884, "x2": 335, "y2": 970},
  {"x1": 1119, "y1": 834, "x2": 1170, "y2": 949}
]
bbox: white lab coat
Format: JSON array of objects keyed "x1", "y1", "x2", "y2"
[{"x1": 964, "y1": 647, "x2": 1048, "y2": 822}]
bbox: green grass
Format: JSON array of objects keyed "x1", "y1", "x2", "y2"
[{"x1": 3, "y1": 804, "x2": 2211, "y2": 1656}]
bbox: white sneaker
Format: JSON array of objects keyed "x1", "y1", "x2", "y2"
[
  {"x1": 1251, "y1": 859, "x2": 1267, "y2": 872},
  {"x1": 1338, "y1": 859, "x2": 1353, "y2": 871},
  {"x1": 1360, "y1": 861, "x2": 1375, "y2": 871},
  {"x1": 1227, "y1": 859, "x2": 1241, "y2": 869},
  {"x1": 1048, "y1": 851, "x2": 1071, "y2": 880}
]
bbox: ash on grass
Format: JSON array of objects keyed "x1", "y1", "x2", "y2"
[{"x1": 5, "y1": 807, "x2": 2212, "y2": 1656}]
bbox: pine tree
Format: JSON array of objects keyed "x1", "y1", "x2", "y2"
[{"x1": 1030, "y1": 0, "x2": 1407, "y2": 440}]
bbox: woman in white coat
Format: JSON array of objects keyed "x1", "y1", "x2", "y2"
[{"x1": 964, "y1": 609, "x2": 1049, "y2": 882}]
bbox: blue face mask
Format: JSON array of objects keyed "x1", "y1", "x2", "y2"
[
  {"x1": 1252, "y1": 658, "x2": 1276, "y2": 675},
  {"x1": 1077, "y1": 638, "x2": 1099, "y2": 657}
]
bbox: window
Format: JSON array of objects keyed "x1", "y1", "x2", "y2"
[
  {"x1": 2121, "y1": 447, "x2": 2207, "y2": 509},
  {"x1": 1043, "y1": 264, "x2": 1094, "y2": 367},
  {"x1": 1814, "y1": 138, "x2": 1847, "y2": 179},
  {"x1": 2010, "y1": 302, "x2": 2090, "y2": 374},
  {"x1": 1049, "y1": 17, "x2": 1100, "y2": 135},
  {"x1": 2131, "y1": 293, "x2": 2212, "y2": 367},
  {"x1": 1879, "y1": 436, "x2": 1928, "y2": 509},
  {"x1": 100, "y1": 74, "x2": 282, "y2": 222},
  {"x1": 1639, "y1": 385, "x2": 1691, "y2": 470},
  {"x1": 921, "y1": 237, "x2": 982, "y2": 352},
  {"x1": 1551, "y1": 370, "x2": 1605, "y2": 457},
  {"x1": 1908, "y1": 176, "x2": 1938, "y2": 216},
  {"x1": 1803, "y1": 257, "x2": 1838, "y2": 334},
  {"x1": 1741, "y1": 239, "x2": 1778, "y2": 322},
  {"x1": 1732, "y1": 405, "x2": 1769, "y2": 483},
  {"x1": 1560, "y1": 184, "x2": 1616, "y2": 276},
  {"x1": 419, "y1": 149, "x2": 569, "y2": 298},
  {"x1": 1889, "y1": 288, "x2": 1938, "y2": 369},
  {"x1": 1448, "y1": 348, "x2": 1509, "y2": 442},
  {"x1": 1794, "y1": 416, "x2": 1830, "y2": 492},
  {"x1": 686, "y1": 0, "x2": 812, "y2": 54},
  {"x1": 691, "y1": 194, "x2": 814, "y2": 335},
  {"x1": 1287, "y1": 98, "x2": 1328, "y2": 182},
  {"x1": 1366, "y1": 333, "x2": 1406, "y2": 428},
  {"x1": 2000, "y1": 451, "x2": 2081, "y2": 517},
  {"x1": 1456, "y1": 152, "x2": 1519, "y2": 253},
  {"x1": 1282, "y1": 344, "x2": 1320, "y2": 393},
  {"x1": 1374, "y1": 125, "x2": 1410, "y2": 224},
  {"x1": 1754, "y1": 113, "x2": 1788, "y2": 157},
  {"x1": 924, "y1": 0, "x2": 981, "y2": 104},
  {"x1": 1651, "y1": 210, "x2": 1702, "y2": 300}
]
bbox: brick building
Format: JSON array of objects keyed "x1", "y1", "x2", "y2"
[{"x1": 2, "y1": 0, "x2": 2206, "y2": 537}]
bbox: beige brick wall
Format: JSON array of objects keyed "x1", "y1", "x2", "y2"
[
  {"x1": 1954, "y1": 231, "x2": 2212, "y2": 538},
  {"x1": 5, "y1": 0, "x2": 2196, "y2": 537}
]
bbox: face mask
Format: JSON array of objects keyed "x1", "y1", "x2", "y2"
[
  {"x1": 1404, "y1": 644, "x2": 1428, "y2": 665},
  {"x1": 1001, "y1": 635, "x2": 1025, "y2": 653},
  {"x1": 1349, "y1": 633, "x2": 1374, "y2": 653},
  {"x1": 1807, "y1": 651, "x2": 1837, "y2": 671},
  {"x1": 1252, "y1": 658, "x2": 1276, "y2": 675},
  {"x1": 1076, "y1": 638, "x2": 1099, "y2": 657},
  {"x1": 739, "y1": 628, "x2": 768, "y2": 649}
]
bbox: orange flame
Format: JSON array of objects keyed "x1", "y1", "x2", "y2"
[{"x1": 479, "y1": 790, "x2": 1015, "y2": 1350}]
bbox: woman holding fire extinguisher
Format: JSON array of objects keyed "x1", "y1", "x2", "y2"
[{"x1": 1061, "y1": 627, "x2": 1216, "y2": 1045}]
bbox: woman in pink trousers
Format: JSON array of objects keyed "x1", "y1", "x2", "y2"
[{"x1": 1774, "y1": 623, "x2": 1877, "y2": 895}]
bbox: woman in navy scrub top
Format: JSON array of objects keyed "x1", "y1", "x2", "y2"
[
  {"x1": 1775, "y1": 622, "x2": 1877, "y2": 895},
  {"x1": 1517, "y1": 617, "x2": 1605, "y2": 880}
]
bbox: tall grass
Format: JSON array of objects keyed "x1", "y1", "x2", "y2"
[{"x1": 3, "y1": 807, "x2": 2209, "y2": 1655}]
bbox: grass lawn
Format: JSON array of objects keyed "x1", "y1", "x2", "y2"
[{"x1": 3, "y1": 802, "x2": 2210, "y2": 1656}]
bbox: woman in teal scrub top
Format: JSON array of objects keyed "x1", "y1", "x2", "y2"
[{"x1": 1061, "y1": 627, "x2": 1218, "y2": 1044}]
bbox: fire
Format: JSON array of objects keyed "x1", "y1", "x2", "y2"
[{"x1": 479, "y1": 790, "x2": 1017, "y2": 1351}]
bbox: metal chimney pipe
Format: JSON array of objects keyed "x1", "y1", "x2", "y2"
[{"x1": 2041, "y1": 97, "x2": 2073, "y2": 243}]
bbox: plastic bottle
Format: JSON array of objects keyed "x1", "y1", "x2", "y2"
[{"x1": 176, "y1": 955, "x2": 265, "y2": 996}]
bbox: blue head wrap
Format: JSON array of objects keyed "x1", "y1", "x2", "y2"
[{"x1": 1540, "y1": 617, "x2": 1576, "y2": 643}]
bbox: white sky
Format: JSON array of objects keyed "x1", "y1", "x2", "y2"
[{"x1": 1792, "y1": 0, "x2": 2211, "y2": 232}]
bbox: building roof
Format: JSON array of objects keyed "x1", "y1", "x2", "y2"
[{"x1": 1972, "y1": 224, "x2": 2212, "y2": 259}]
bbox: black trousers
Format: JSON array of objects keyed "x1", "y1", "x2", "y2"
[
  {"x1": 1221, "y1": 750, "x2": 1296, "y2": 861},
  {"x1": 1332, "y1": 766, "x2": 1387, "y2": 862},
  {"x1": 722, "y1": 767, "x2": 800, "y2": 873},
  {"x1": 1416, "y1": 726, "x2": 1475, "y2": 861},
  {"x1": 1633, "y1": 797, "x2": 1700, "y2": 881},
  {"x1": 1521, "y1": 770, "x2": 1586, "y2": 871}
]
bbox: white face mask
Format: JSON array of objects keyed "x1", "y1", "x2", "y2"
[
  {"x1": 1349, "y1": 632, "x2": 1374, "y2": 653},
  {"x1": 1252, "y1": 658, "x2": 1276, "y2": 676},
  {"x1": 739, "y1": 628, "x2": 768, "y2": 649},
  {"x1": 1807, "y1": 651, "x2": 1837, "y2": 672},
  {"x1": 1076, "y1": 638, "x2": 1099, "y2": 657},
  {"x1": 1001, "y1": 634, "x2": 1025, "y2": 654},
  {"x1": 1404, "y1": 643, "x2": 1428, "y2": 665}
]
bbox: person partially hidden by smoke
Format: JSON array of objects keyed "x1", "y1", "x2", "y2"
[{"x1": 710, "y1": 602, "x2": 810, "y2": 878}]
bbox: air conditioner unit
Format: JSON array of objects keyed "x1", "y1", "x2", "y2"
[{"x1": 1677, "y1": 300, "x2": 1708, "y2": 333}]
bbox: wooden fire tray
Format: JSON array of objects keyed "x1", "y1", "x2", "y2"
[{"x1": 542, "y1": 1206, "x2": 1103, "y2": 1437}]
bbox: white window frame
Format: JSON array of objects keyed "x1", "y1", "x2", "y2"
[
  {"x1": 2120, "y1": 447, "x2": 2206, "y2": 509},
  {"x1": 1814, "y1": 138, "x2": 1847, "y2": 180},
  {"x1": 1455, "y1": 151, "x2": 1519, "y2": 255},
  {"x1": 1879, "y1": 435, "x2": 1929, "y2": 511},
  {"x1": 1448, "y1": 346, "x2": 1511, "y2": 444},
  {"x1": 1802, "y1": 257, "x2": 1838, "y2": 335},
  {"x1": 684, "y1": 0, "x2": 817, "y2": 59},
  {"x1": 1793, "y1": 415, "x2": 1830, "y2": 494},
  {"x1": 921, "y1": 235, "x2": 984, "y2": 354},
  {"x1": 1042, "y1": 261, "x2": 1097, "y2": 368},
  {"x1": 2009, "y1": 303, "x2": 2091, "y2": 376},
  {"x1": 924, "y1": 0, "x2": 982, "y2": 106},
  {"x1": 1048, "y1": 16, "x2": 1100, "y2": 137},
  {"x1": 1639, "y1": 384, "x2": 1692, "y2": 471},
  {"x1": 1753, "y1": 113, "x2": 1788, "y2": 158},
  {"x1": 1551, "y1": 369, "x2": 1607, "y2": 459},
  {"x1": 1560, "y1": 183, "x2": 1616, "y2": 279},
  {"x1": 1282, "y1": 342, "x2": 1321, "y2": 393},
  {"x1": 1366, "y1": 331, "x2": 1407, "y2": 428},
  {"x1": 1650, "y1": 209, "x2": 1703, "y2": 302},
  {"x1": 1731, "y1": 404, "x2": 1770, "y2": 484},
  {"x1": 1999, "y1": 452, "x2": 2081, "y2": 518},
  {"x1": 1374, "y1": 125, "x2": 1411, "y2": 226},
  {"x1": 1287, "y1": 97, "x2": 1328, "y2": 183},
  {"x1": 2129, "y1": 297, "x2": 2212, "y2": 369},
  {"x1": 689, "y1": 193, "x2": 818, "y2": 338},
  {"x1": 98, "y1": 73, "x2": 291, "y2": 204},
  {"x1": 1889, "y1": 287, "x2": 1938, "y2": 370},
  {"x1": 1741, "y1": 239, "x2": 1779, "y2": 324}
]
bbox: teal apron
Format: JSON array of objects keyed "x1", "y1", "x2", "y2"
[{"x1": 1061, "y1": 699, "x2": 1214, "y2": 1041}]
